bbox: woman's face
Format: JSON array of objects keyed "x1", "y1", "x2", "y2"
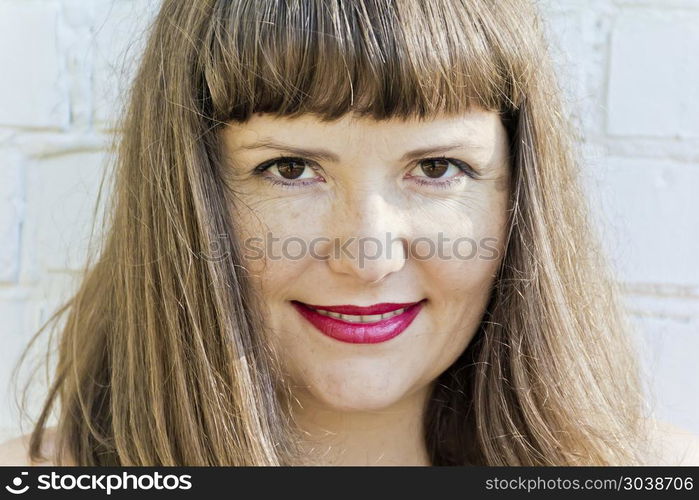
[{"x1": 221, "y1": 109, "x2": 511, "y2": 412}]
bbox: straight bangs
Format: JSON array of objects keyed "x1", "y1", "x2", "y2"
[{"x1": 202, "y1": 0, "x2": 532, "y2": 123}]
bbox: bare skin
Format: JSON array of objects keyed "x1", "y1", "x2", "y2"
[
  {"x1": 2, "y1": 113, "x2": 697, "y2": 466},
  {"x1": 221, "y1": 110, "x2": 510, "y2": 465}
]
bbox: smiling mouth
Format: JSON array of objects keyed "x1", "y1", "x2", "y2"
[
  {"x1": 293, "y1": 300, "x2": 423, "y2": 319},
  {"x1": 305, "y1": 307, "x2": 410, "y2": 323},
  {"x1": 290, "y1": 299, "x2": 427, "y2": 344}
]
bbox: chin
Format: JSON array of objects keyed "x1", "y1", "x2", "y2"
[
  {"x1": 313, "y1": 391, "x2": 404, "y2": 413},
  {"x1": 303, "y1": 370, "x2": 413, "y2": 412}
]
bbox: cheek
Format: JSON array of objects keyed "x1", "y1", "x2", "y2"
[
  {"x1": 232, "y1": 197, "x2": 323, "y2": 291},
  {"x1": 411, "y1": 188, "x2": 509, "y2": 294},
  {"x1": 406, "y1": 187, "x2": 509, "y2": 357},
  {"x1": 228, "y1": 182, "x2": 510, "y2": 411}
]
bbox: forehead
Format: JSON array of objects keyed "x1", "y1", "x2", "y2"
[{"x1": 221, "y1": 109, "x2": 505, "y2": 152}]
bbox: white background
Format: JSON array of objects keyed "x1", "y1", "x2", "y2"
[{"x1": 0, "y1": 0, "x2": 698, "y2": 442}]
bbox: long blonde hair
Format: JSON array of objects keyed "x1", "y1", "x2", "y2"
[{"x1": 20, "y1": 0, "x2": 648, "y2": 465}]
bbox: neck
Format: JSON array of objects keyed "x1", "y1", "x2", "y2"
[{"x1": 291, "y1": 384, "x2": 433, "y2": 466}]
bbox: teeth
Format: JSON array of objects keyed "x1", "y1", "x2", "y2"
[
  {"x1": 379, "y1": 309, "x2": 407, "y2": 319},
  {"x1": 312, "y1": 307, "x2": 408, "y2": 323},
  {"x1": 361, "y1": 314, "x2": 384, "y2": 322}
]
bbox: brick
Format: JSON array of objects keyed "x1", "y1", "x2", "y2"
[
  {"x1": 0, "y1": 1, "x2": 68, "y2": 128},
  {"x1": 583, "y1": 157, "x2": 699, "y2": 286},
  {"x1": 0, "y1": 152, "x2": 24, "y2": 283},
  {"x1": 59, "y1": 0, "x2": 97, "y2": 130},
  {"x1": 630, "y1": 313, "x2": 699, "y2": 434},
  {"x1": 543, "y1": 6, "x2": 617, "y2": 137},
  {"x1": 607, "y1": 9, "x2": 699, "y2": 138},
  {"x1": 0, "y1": 298, "x2": 27, "y2": 436},
  {"x1": 0, "y1": 290, "x2": 64, "y2": 439},
  {"x1": 540, "y1": 8, "x2": 589, "y2": 106},
  {"x1": 22, "y1": 152, "x2": 107, "y2": 279},
  {"x1": 624, "y1": 292, "x2": 699, "y2": 323},
  {"x1": 91, "y1": 0, "x2": 159, "y2": 128}
]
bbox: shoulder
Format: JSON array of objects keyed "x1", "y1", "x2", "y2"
[
  {"x1": 644, "y1": 418, "x2": 699, "y2": 466},
  {"x1": 0, "y1": 427, "x2": 60, "y2": 466}
]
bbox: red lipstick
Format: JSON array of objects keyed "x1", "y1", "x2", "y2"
[{"x1": 291, "y1": 299, "x2": 426, "y2": 344}]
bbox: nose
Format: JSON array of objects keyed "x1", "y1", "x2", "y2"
[{"x1": 325, "y1": 191, "x2": 409, "y2": 284}]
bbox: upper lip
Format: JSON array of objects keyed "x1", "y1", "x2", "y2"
[{"x1": 293, "y1": 300, "x2": 424, "y2": 315}]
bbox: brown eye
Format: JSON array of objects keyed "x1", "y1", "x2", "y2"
[
  {"x1": 275, "y1": 158, "x2": 308, "y2": 179},
  {"x1": 407, "y1": 157, "x2": 474, "y2": 188},
  {"x1": 419, "y1": 158, "x2": 450, "y2": 178},
  {"x1": 253, "y1": 156, "x2": 321, "y2": 188}
]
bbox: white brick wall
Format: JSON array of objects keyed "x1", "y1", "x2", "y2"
[
  {"x1": 0, "y1": 1, "x2": 68, "y2": 128},
  {"x1": 607, "y1": 8, "x2": 699, "y2": 138},
  {"x1": 0, "y1": 0, "x2": 156, "y2": 442},
  {"x1": 540, "y1": 0, "x2": 699, "y2": 436},
  {"x1": 0, "y1": 0, "x2": 697, "y2": 443}
]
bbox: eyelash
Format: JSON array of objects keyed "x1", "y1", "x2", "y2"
[{"x1": 253, "y1": 155, "x2": 478, "y2": 191}]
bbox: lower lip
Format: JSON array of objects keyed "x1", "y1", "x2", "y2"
[{"x1": 291, "y1": 300, "x2": 426, "y2": 344}]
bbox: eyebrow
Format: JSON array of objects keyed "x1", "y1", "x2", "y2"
[{"x1": 239, "y1": 140, "x2": 483, "y2": 163}]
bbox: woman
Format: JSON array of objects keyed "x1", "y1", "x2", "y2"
[{"x1": 2, "y1": 0, "x2": 698, "y2": 466}]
